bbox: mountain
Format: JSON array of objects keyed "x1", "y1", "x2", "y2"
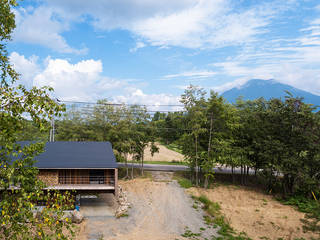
[{"x1": 222, "y1": 79, "x2": 320, "y2": 107}]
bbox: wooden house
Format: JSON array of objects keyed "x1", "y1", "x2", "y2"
[{"x1": 31, "y1": 141, "x2": 118, "y2": 196}]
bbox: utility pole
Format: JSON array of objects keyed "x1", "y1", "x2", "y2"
[{"x1": 49, "y1": 117, "x2": 55, "y2": 142}]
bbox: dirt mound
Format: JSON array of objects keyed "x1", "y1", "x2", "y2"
[
  {"x1": 188, "y1": 185, "x2": 319, "y2": 240},
  {"x1": 128, "y1": 143, "x2": 184, "y2": 162}
]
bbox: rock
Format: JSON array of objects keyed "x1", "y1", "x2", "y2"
[
  {"x1": 71, "y1": 210, "x2": 83, "y2": 224},
  {"x1": 115, "y1": 185, "x2": 131, "y2": 218}
]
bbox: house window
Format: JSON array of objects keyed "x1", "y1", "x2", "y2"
[{"x1": 89, "y1": 170, "x2": 105, "y2": 184}]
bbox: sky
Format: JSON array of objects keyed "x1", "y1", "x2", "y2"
[{"x1": 7, "y1": 0, "x2": 320, "y2": 106}]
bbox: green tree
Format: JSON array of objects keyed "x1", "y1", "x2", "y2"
[
  {"x1": 0, "y1": 1, "x2": 74, "y2": 238},
  {"x1": 130, "y1": 105, "x2": 158, "y2": 176},
  {"x1": 180, "y1": 85, "x2": 207, "y2": 186}
]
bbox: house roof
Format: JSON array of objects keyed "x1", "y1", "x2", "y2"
[{"x1": 17, "y1": 141, "x2": 118, "y2": 169}]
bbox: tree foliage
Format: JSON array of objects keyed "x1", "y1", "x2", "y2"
[{"x1": 0, "y1": 1, "x2": 74, "y2": 239}]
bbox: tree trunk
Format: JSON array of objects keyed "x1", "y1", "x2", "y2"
[
  {"x1": 240, "y1": 165, "x2": 243, "y2": 185},
  {"x1": 232, "y1": 165, "x2": 235, "y2": 184},
  {"x1": 195, "y1": 135, "x2": 199, "y2": 186},
  {"x1": 131, "y1": 159, "x2": 134, "y2": 179},
  {"x1": 205, "y1": 112, "x2": 214, "y2": 189},
  {"x1": 204, "y1": 176, "x2": 208, "y2": 189},
  {"x1": 141, "y1": 150, "x2": 144, "y2": 176},
  {"x1": 124, "y1": 153, "x2": 129, "y2": 179}
]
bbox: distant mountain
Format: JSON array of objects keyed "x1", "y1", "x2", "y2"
[{"x1": 222, "y1": 79, "x2": 320, "y2": 107}]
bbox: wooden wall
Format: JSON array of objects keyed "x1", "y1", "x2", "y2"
[
  {"x1": 38, "y1": 170, "x2": 59, "y2": 186},
  {"x1": 59, "y1": 169, "x2": 90, "y2": 184},
  {"x1": 38, "y1": 169, "x2": 117, "y2": 186}
]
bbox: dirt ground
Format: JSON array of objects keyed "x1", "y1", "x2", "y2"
[
  {"x1": 128, "y1": 143, "x2": 184, "y2": 162},
  {"x1": 77, "y1": 172, "x2": 218, "y2": 240},
  {"x1": 188, "y1": 185, "x2": 319, "y2": 240},
  {"x1": 76, "y1": 174, "x2": 319, "y2": 240}
]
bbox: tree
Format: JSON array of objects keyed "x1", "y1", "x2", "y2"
[
  {"x1": 130, "y1": 105, "x2": 158, "y2": 176},
  {"x1": 0, "y1": 1, "x2": 74, "y2": 239},
  {"x1": 203, "y1": 91, "x2": 239, "y2": 187},
  {"x1": 180, "y1": 85, "x2": 207, "y2": 186}
]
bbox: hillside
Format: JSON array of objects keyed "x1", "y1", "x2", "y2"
[{"x1": 222, "y1": 79, "x2": 320, "y2": 107}]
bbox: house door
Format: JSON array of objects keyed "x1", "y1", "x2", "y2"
[{"x1": 89, "y1": 170, "x2": 105, "y2": 184}]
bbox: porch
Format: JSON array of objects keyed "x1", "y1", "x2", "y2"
[{"x1": 39, "y1": 169, "x2": 118, "y2": 193}]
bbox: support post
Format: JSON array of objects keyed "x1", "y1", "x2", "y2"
[{"x1": 114, "y1": 168, "x2": 118, "y2": 199}]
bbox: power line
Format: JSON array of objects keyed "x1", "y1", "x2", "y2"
[
  {"x1": 76, "y1": 107, "x2": 185, "y2": 113},
  {"x1": 59, "y1": 100, "x2": 185, "y2": 107},
  {"x1": 53, "y1": 124, "x2": 193, "y2": 132}
]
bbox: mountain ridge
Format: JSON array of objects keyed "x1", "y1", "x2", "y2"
[{"x1": 222, "y1": 79, "x2": 320, "y2": 107}]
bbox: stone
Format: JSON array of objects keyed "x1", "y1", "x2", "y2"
[
  {"x1": 71, "y1": 210, "x2": 83, "y2": 224},
  {"x1": 115, "y1": 185, "x2": 131, "y2": 218}
]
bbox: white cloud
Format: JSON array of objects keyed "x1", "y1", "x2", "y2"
[
  {"x1": 132, "y1": 1, "x2": 272, "y2": 49},
  {"x1": 10, "y1": 52, "x2": 181, "y2": 106},
  {"x1": 113, "y1": 87, "x2": 182, "y2": 111},
  {"x1": 129, "y1": 41, "x2": 146, "y2": 53},
  {"x1": 9, "y1": 52, "x2": 40, "y2": 88},
  {"x1": 212, "y1": 78, "x2": 251, "y2": 93},
  {"x1": 33, "y1": 58, "x2": 124, "y2": 101},
  {"x1": 13, "y1": 7, "x2": 87, "y2": 54},
  {"x1": 41, "y1": 0, "x2": 283, "y2": 50},
  {"x1": 213, "y1": 58, "x2": 320, "y2": 95},
  {"x1": 163, "y1": 70, "x2": 216, "y2": 80},
  {"x1": 209, "y1": 12, "x2": 320, "y2": 95}
]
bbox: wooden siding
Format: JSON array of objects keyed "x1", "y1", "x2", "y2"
[
  {"x1": 59, "y1": 169, "x2": 90, "y2": 184},
  {"x1": 38, "y1": 169, "x2": 116, "y2": 188},
  {"x1": 38, "y1": 170, "x2": 59, "y2": 186}
]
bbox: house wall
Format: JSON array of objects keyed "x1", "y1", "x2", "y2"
[
  {"x1": 38, "y1": 170, "x2": 59, "y2": 186},
  {"x1": 38, "y1": 169, "x2": 118, "y2": 189}
]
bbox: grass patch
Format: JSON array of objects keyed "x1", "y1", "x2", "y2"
[
  {"x1": 181, "y1": 227, "x2": 201, "y2": 239},
  {"x1": 141, "y1": 171, "x2": 153, "y2": 179},
  {"x1": 281, "y1": 196, "x2": 320, "y2": 233},
  {"x1": 126, "y1": 160, "x2": 186, "y2": 165},
  {"x1": 194, "y1": 195, "x2": 252, "y2": 240},
  {"x1": 173, "y1": 171, "x2": 194, "y2": 188},
  {"x1": 116, "y1": 213, "x2": 129, "y2": 218},
  {"x1": 162, "y1": 142, "x2": 183, "y2": 154},
  {"x1": 177, "y1": 177, "x2": 193, "y2": 189}
]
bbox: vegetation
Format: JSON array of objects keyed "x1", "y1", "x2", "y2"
[
  {"x1": 194, "y1": 195, "x2": 251, "y2": 240},
  {"x1": 6, "y1": 3, "x2": 319, "y2": 231},
  {"x1": 54, "y1": 101, "x2": 159, "y2": 178},
  {"x1": 22, "y1": 86, "x2": 320, "y2": 200},
  {"x1": 282, "y1": 196, "x2": 320, "y2": 233},
  {"x1": 0, "y1": 1, "x2": 74, "y2": 238},
  {"x1": 177, "y1": 177, "x2": 193, "y2": 189}
]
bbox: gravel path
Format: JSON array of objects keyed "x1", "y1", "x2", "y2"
[{"x1": 78, "y1": 172, "x2": 219, "y2": 240}]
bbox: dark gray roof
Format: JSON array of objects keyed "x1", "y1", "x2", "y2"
[{"x1": 18, "y1": 141, "x2": 118, "y2": 169}]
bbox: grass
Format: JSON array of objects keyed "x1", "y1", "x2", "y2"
[
  {"x1": 162, "y1": 142, "x2": 183, "y2": 154},
  {"x1": 194, "y1": 195, "x2": 252, "y2": 240},
  {"x1": 116, "y1": 213, "x2": 129, "y2": 218},
  {"x1": 127, "y1": 160, "x2": 186, "y2": 165},
  {"x1": 174, "y1": 175, "x2": 193, "y2": 189},
  {"x1": 281, "y1": 196, "x2": 320, "y2": 233},
  {"x1": 181, "y1": 227, "x2": 201, "y2": 239}
]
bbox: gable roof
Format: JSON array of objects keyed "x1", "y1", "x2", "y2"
[{"x1": 18, "y1": 141, "x2": 118, "y2": 169}]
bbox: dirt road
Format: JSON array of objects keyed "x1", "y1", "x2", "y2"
[{"x1": 78, "y1": 172, "x2": 218, "y2": 240}]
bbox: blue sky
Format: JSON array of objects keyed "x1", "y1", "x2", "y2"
[{"x1": 7, "y1": 0, "x2": 320, "y2": 106}]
